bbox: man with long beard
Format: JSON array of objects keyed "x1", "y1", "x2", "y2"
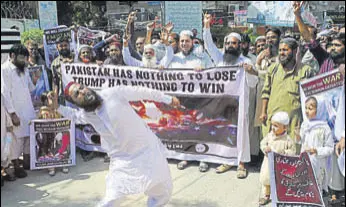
[
  {"x1": 1, "y1": 44, "x2": 36, "y2": 179},
  {"x1": 54, "y1": 82, "x2": 180, "y2": 207},
  {"x1": 51, "y1": 36, "x2": 75, "y2": 105},
  {"x1": 203, "y1": 14, "x2": 258, "y2": 178},
  {"x1": 260, "y1": 38, "x2": 314, "y2": 148}
]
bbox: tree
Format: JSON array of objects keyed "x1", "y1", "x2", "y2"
[
  {"x1": 57, "y1": 1, "x2": 107, "y2": 30},
  {"x1": 21, "y1": 29, "x2": 44, "y2": 45}
]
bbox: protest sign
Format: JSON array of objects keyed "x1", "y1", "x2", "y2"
[
  {"x1": 269, "y1": 152, "x2": 324, "y2": 207},
  {"x1": 43, "y1": 26, "x2": 76, "y2": 68},
  {"x1": 300, "y1": 70, "x2": 344, "y2": 134},
  {"x1": 30, "y1": 118, "x2": 76, "y2": 170},
  {"x1": 234, "y1": 10, "x2": 248, "y2": 26},
  {"x1": 247, "y1": 1, "x2": 295, "y2": 27},
  {"x1": 27, "y1": 65, "x2": 50, "y2": 110},
  {"x1": 61, "y1": 63, "x2": 248, "y2": 165},
  {"x1": 76, "y1": 26, "x2": 107, "y2": 60},
  {"x1": 164, "y1": 1, "x2": 203, "y2": 38},
  {"x1": 323, "y1": 11, "x2": 345, "y2": 24},
  {"x1": 38, "y1": 1, "x2": 58, "y2": 30}
]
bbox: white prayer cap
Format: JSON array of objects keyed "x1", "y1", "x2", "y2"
[
  {"x1": 224, "y1": 32, "x2": 242, "y2": 42},
  {"x1": 78, "y1": 44, "x2": 93, "y2": 53},
  {"x1": 271, "y1": 111, "x2": 290, "y2": 126},
  {"x1": 255, "y1": 36, "x2": 266, "y2": 43},
  {"x1": 179, "y1": 30, "x2": 194, "y2": 38},
  {"x1": 144, "y1": 44, "x2": 156, "y2": 53}
]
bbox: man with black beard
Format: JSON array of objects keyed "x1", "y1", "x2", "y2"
[
  {"x1": 260, "y1": 38, "x2": 314, "y2": 152},
  {"x1": 54, "y1": 82, "x2": 180, "y2": 207},
  {"x1": 203, "y1": 14, "x2": 258, "y2": 178},
  {"x1": 51, "y1": 36, "x2": 75, "y2": 105},
  {"x1": 1, "y1": 44, "x2": 36, "y2": 179},
  {"x1": 294, "y1": 1, "x2": 345, "y2": 75}
]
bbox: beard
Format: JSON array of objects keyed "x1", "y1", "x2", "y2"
[
  {"x1": 13, "y1": 58, "x2": 26, "y2": 74},
  {"x1": 223, "y1": 47, "x2": 241, "y2": 64},
  {"x1": 59, "y1": 49, "x2": 71, "y2": 57},
  {"x1": 142, "y1": 55, "x2": 158, "y2": 68},
  {"x1": 75, "y1": 90, "x2": 102, "y2": 112},
  {"x1": 241, "y1": 47, "x2": 249, "y2": 56},
  {"x1": 279, "y1": 52, "x2": 294, "y2": 67},
  {"x1": 330, "y1": 50, "x2": 345, "y2": 62},
  {"x1": 104, "y1": 54, "x2": 123, "y2": 65}
]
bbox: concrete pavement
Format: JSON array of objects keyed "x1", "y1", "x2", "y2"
[{"x1": 1, "y1": 155, "x2": 268, "y2": 207}]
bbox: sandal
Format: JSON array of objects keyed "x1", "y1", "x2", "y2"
[
  {"x1": 215, "y1": 164, "x2": 232, "y2": 174},
  {"x1": 237, "y1": 167, "x2": 248, "y2": 179},
  {"x1": 259, "y1": 196, "x2": 271, "y2": 205},
  {"x1": 177, "y1": 161, "x2": 188, "y2": 170},
  {"x1": 199, "y1": 162, "x2": 209, "y2": 172}
]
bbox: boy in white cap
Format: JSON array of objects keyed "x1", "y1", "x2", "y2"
[{"x1": 259, "y1": 111, "x2": 296, "y2": 205}]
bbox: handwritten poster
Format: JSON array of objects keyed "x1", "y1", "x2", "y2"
[{"x1": 269, "y1": 152, "x2": 324, "y2": 207}]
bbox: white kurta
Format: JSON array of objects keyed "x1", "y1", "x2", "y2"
[
  {"x1": 123, "y1": 45, "x2": 174, "y2": 68},
  {"x1": 203, "y1": 27, "x2": 258, "y2": 164},
  {"x1": 299, "y1": 121, "x2": 334, "y2": 192},
  {"x1": 58, "y1": 86, "x2": 173, "y2": 202},
  {"x1": 1, "y1": 60, "x2": 36, "y2": 138},
  {"x1": 168, "y1": 51, "x2": 214, "y2": 69}
]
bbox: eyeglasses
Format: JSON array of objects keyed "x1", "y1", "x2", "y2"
[
  {"x1": 257, "y1": 44, "x2": 265, "y2": 48},
  {"x1": 136, "y1": 42, "x2": 144, "y2": 45}
]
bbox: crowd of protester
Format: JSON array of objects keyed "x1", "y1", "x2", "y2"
[{"x1": 1, "y1": 2, "x2": 345, "y2": 206}]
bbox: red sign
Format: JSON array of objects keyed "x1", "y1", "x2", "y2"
[{"x1": 269, "y1": 152, "x2": 324, "y2": 206}]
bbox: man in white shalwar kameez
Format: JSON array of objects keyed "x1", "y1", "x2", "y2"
[
  {"x1": 122, "y1": 29, "x2": 174, "y2": 69},
  {"x1": 55, "y1": 81, "x2": 180, "y2": 207},
  {"x1": 203, "y1": 13, "x2": 258, "y2": 178},
  {"x1": 1, "y1": 44, "x2": 36, "y2": 178}
]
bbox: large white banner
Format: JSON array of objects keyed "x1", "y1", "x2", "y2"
[{"x1": 61, "y1": 63, "x2": 248, "y2": 165}]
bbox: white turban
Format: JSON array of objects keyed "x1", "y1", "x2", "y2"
[
  {"x1": 179, "y1": 30, "x2": 194, "y2": 38},
  {"x1": 271, "y1": 112, "x2": 290, "y2": 126},
  {"x1": 224, "y1": 32, "x2": 242, "y2": 43},
  {"x1": 144, "y1": 44, "x2": 156, "y2": 54}
]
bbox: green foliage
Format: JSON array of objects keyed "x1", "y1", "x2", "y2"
[{"x1": 21, "y1": 29, "x2": 44, "y2": 45}]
